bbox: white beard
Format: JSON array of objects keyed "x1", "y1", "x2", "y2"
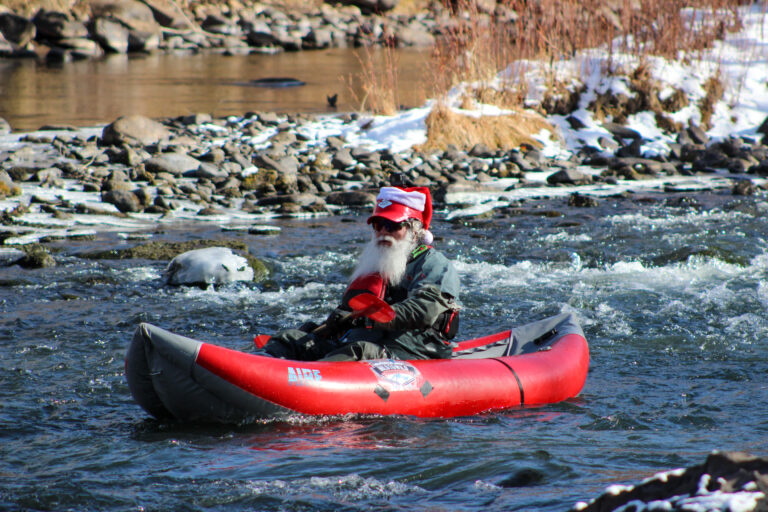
[{"x1": 350, "y1": 231, "x2": 417, "y2": 285}]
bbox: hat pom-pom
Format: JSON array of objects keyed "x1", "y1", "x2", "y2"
[{"x1": 421, "y1": 230, "x2": 434, "y2": 244}]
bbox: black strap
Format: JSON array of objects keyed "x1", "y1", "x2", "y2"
[{"x1": 491, "y1": 358, "x2": 524, "y2": 406}]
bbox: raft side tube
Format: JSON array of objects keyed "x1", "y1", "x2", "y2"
[{"x1": 127, "y1": 323, "x2": 291, "y2": 423}]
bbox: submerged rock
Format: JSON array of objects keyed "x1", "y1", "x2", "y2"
[{"x1": 163, "y1": 246, "x2": 254, "y2": 286}]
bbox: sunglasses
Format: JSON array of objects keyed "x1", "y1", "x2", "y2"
[{"x1": 371, "y1": 218, "x2": 407, "y2": 233}]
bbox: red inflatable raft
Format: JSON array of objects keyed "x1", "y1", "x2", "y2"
[{"x1": 126, "y1": 312, "x2": 589, "y2": 423}]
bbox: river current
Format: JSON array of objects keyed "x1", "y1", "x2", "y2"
[{"x1": 1, "y1": 190, "x2": 767, "y2": 511}]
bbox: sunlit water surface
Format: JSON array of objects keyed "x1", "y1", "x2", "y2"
[
  {"x1": 0, "y1": 48, "x2": 430, "y2": 132},
  {"x1": 1, "y1": 191, "x2": 767, "y2": 511}
]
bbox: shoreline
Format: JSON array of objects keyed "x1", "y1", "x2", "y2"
[{"x1": 1, "y1": 109, "x2": 767, "y2": 252}]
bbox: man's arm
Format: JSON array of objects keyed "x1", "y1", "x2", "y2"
[{"x1": 375, "y1": 284, "x2": 454, "y2": 331}]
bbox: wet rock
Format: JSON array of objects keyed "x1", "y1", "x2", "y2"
[
  {"x1": 18, "y1": 244, "x2": 55, "y2": 269},
  {"x1": 101, "y1": 115, "x2": 172, "y2": 147},
  {"x1": 0, "y1": 247, "x2": 25, "y2": 266},
  {"x1": 732, "y1": 179, "x2": 756, "y2": 196},
  {"x1": 568, "y1": 192, "x2": 599, "y2": 207},
  {"x1": 749, "y1": 159, "x2": 768, "y2": 176},
  {"x1": 571, "y1": 451, "x2": 768, "y2": 512}
]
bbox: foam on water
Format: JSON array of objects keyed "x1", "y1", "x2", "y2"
[{"x1": 245, "y1": 474, "x2": 423, "y2": 501}]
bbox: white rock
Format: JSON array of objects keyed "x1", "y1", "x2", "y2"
[{"x1": 164, "y1": 247, "x2": 253, "y2": 286}]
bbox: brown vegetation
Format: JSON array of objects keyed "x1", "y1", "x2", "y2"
[
  {"x1": 416, "y1": 103, "x2": 552, "y2": 152},
  {"x1": 410, "y1": 0, "x2": 741, "y2": 150}
]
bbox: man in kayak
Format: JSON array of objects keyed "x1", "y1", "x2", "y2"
[{"x1": 263, "y1": 185, "x2": 460, "y2": 361}]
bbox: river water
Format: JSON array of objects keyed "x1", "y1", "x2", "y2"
[
  {"x1": 1, "y1": 189, "x2": 767, "y2": 510},
  {"x1": 0, "y1": 48, "x2": 431, "y2": 133}
]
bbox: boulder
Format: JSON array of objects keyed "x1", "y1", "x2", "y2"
[
  {"x1": 139, "y1": 0, "x2": 196, "y2": 30},
  {"x1": 101, "y1": 115, "x2": 172, "y2": 147},
  {"x1": 163, "y1": 247, "x2": 254, "y2": 286},
  {"x1": 325, "y1": 0, "x2": 399, "y2": 14},
  {"x1": 32, "y1": 10, "x2": 88, "y2": 41},
  {"x1": 90, "y1": 17, "x2": 130, "y2": 53},
  {"x1": 101, "y1": 189, "x2": 143, "y2": 212},
  {"x1": 0, "y1": 12, "x2": 35, "y2": 47},
  {"x1": 143, "y1": 152, "x2": 201, "y2": 176},
  {"x1": 547, "y1": 168, "x2": 592, "y2": 185},
  {"x1": 89, "y1": 0, "x2": 161, "y2": 51},
  {"x1": 324, "y1": 190, "x2": 376, "y2": 206}
]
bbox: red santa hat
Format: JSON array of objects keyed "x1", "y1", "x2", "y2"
[{"x1": 368, "y1": 186, "x2": 434, "y2": 244}]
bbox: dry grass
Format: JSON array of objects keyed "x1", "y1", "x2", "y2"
[
  {"x1": 699, "y1": 73, "x2": 725, "y2": 130},
  {"x1": 348, "y1": 43, "x2": 405, "y2": 117},
  {"x1": 416, "y1": 103, "x2": 554, "y2": 152}
]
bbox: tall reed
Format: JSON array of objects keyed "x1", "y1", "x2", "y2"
[{"x1": 428, "y1": 0, "x2": 744, "y2": 102}]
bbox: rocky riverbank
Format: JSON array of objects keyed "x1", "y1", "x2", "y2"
[
  {"x1": 0, "y1": 0, "x2": 454, "y2": 62},
  {"x1": 2, "y1": 107, "x2": 768, "y2": 269}
]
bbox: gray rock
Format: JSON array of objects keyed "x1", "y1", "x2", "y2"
[
  {"x1": 55, "y1": 37, "x2": 105, "y2": 58},
  {"x1": 332, "y1": 147, "x2": 357, "y2": 169},
  {"x1": 546, "y1": 168, "x2": 592, "y2": 185},
  {"x1": 143, "y1": 152, "x2": 201, "y2": 176},
  {"x1": 732, "y1": 179, "x2": 755, "y2": 196},
  {"x1": 101, "y1": 115, "x2": 172, "y2": 146},
  {"x1": 18, "y1": 245, "x2": 55, "y2": 269},
  {"x1": 90, "y1": 17, "x2": 130, "y2": 53},
  {"x1": 33, "y1": 10, "x2": 88, "y2": 40},
  {"x1": 304, "y1": 27, "x2": 335, "y2": 49},
  {"x1": 201, "y1": 14, "x2": 241, "y2": 36},
  {"x1": 246, "y1": 30, "x2": 281, "y2": 49},
  {"x1": 603, "y1": 122, "x2": 642, "y2": 141},
  {"x1": 128, "y1": 28, "x2": 160, "y2": 51},
  {"x1": 253, "y1": 153, "x2": 298, "y2": 176},
  {"x1": 102, "y1": 189, "x2": 142, "y2": 212},
  {"x1": 0, "y1": 117, "x2": 11, "y2": 134},
  {"x1": 196, "y1": 162, "x2": 229, "y2": 180},
  {"x1": 395, "y1": 21, "x2": 435, "y2": 47},
  {"x1": 324, "y1": 190, "x2": 376, "y2": 206},
  {"x1": 0, "y1": 12, "x2": 36, "y2": 47},
  {"x1": 141, "y1": 0, "x2": 196, "y2": 30},
  {"x1": 568, "y1": 192, "x2": 599, "y2": 207},
  {"x1": 257, "y1": 193, "x2": 325, "y2": 207}
]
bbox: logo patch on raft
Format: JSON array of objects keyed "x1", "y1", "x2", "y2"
[
  {"x1": 367, "y1": 360, "x2": 423, "y2": 391},
  {"x1": 288, "y1": 367, "x2": 322, "y2": 386}
]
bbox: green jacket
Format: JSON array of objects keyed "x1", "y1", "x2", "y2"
[{"x1": 363, "y1": 245, "x2": 460, "y2": 359}]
